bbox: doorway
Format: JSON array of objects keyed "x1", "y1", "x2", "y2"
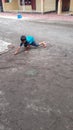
[
  {"x1": 62, "y1": 0, "x2": 70, "y2": 11},
  {"x1": 31, "y1": 0, "x2": 36, "y2": 10},
  {"x1": 0, "y1": 0, "x2": 3, "y2": 12},
  {"x1": 56, "y1": 0, "x2": 58, "y2": 12}
]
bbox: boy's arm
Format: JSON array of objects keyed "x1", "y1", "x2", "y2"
[
  {"x1": 14, "y1": 46, "x2": 21, "y2": 55},
  {"x1": 25, "y1": 44, "x2": 31, "y2": 51}
]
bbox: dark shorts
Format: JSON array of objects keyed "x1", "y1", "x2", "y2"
[
  {"x1": 20, "y1": 41, "x2": 39, "y2": 47},
  {"x1": 31, "y1": 41, "x2": 39, "y2": 47}
]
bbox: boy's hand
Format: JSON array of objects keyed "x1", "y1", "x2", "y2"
[
  {"x1": 14, "y1": 51, "x2": 18, "y2": 55},
  {"x1": 25, "y1": 50, "x2": 29, "y2": 53},
  {"x1": 26, "y1": 45, "x2": 30, "y2": 50},
  {"x1": 14, "y1": 46, "x2": 20, "y2": 55},
  {"x1": 25, "y1": 46, "x2": 30, "y2": 52}
]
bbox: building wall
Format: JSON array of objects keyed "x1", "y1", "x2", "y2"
[
  {"x1": 3, "y1": 0, "x2": 19, "y2": 12},
  {"x1": 36, "y1": 0, "x2": 41, "y2": 12},
  {"x1": 2, "y1": 0, "x2": 73, "y2": 13},
  {"x1": 19, "y1": 5, "x2": 32, "y2": 12},
  {"x1": 18, "y1": 0, "x2": 32, "y2": 12},
  {"x1": 35, "y1": 0, "x2": 56, "y2": 13},
  {"x1": 43, "y1": 0, "x2": 56, "y2": 12},
  {"x1": 2, "y1": 0, "x2": 56, "y2": 13},
  {"x1": 70, "y1": 0, "x2": 73, "y2": 11},
  {"x1": 19, "y1": 0, "x2": 41, "y2": 12}
]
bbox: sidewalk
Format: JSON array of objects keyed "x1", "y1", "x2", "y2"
[{"x1": 0, "y1": 12, "x2": 73, "y2": 23}]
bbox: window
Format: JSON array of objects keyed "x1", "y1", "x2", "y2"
[
  {"x1": 5, "y1": 0, "x2": 12, "y2": 2},
  {"x1": 5, "y1": 0, "x2": 9, "y2": 2},
  {"x1": 20, "y1": 0, "x2": 31, "y2": 5},
  {"x1": 25, "y1": 0, "x2": 31, "y2": 5}
]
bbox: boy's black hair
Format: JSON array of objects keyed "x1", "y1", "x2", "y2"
[{"x1": 20, "y1": 35, "x2": 26, "y2": 41}]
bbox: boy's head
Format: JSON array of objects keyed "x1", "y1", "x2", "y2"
[{"x1": 20, "y1": 35, "x2": 26, "y2": 43}]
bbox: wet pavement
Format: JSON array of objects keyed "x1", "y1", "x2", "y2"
[{"x1": 0, "y1": 15, "x2": 73, "y2": 130}]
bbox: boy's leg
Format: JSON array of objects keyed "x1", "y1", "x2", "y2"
[
  {"x1": 31, "y1": 41, "x2": 39, "y2": 47},
  {"x1": 31, "y1": 41, "x2": 46, "y2": 48}
]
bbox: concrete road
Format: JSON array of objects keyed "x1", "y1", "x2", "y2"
[{"x1": 0, "y1": 18, "x2": 73, "y2": 130}]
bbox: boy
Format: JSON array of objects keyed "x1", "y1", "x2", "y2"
[{"x1": 14, "y1": 35, "x2": 46, "y2": 55}]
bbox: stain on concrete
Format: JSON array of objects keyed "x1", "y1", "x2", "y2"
[
  {"x1": 0, "y1": 40, "x2": 11, "y2": 54},
  {"x1": 25, "y1": 69, "x2": 38, "y2": 76}
]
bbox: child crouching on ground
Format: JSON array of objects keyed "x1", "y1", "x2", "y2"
[{"x1": 14, "y1": 35, "x2": 46, "y2": 55}]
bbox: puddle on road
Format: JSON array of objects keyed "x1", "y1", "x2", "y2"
[{"x1": 0, "y1": 40, "x2": 11, "y2": 54}]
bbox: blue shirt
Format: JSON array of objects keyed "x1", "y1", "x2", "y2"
[
  {"x1": 20, "y1": 35, "x2": 39, "y2": 47},
  {"x1": 20, "y1": 36, "x2": 35, "y2": 47},
  {"x1": 26, "y1": 36, "x2": 35, "y2": 44}
]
